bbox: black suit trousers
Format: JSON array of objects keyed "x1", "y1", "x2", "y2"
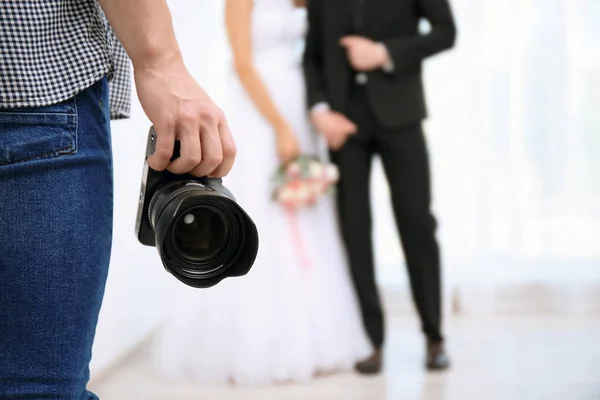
[{"x1": 330, "y1": 85, "x2": 443, "y2": 348}]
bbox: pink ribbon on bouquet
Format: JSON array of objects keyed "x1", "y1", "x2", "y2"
[
  {"x1": 275, "y1": 159, "x2": 339, "y2": 271},
  {"x1": 284, "y1": 205, "x2": 313, "y2": 271}
]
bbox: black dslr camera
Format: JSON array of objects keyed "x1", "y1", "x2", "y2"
[{"x1": 135, "y1": 126, "x2": 259, "y2": 288}]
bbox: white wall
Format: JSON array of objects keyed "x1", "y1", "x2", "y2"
[{"x1": 90, "y1": 0, "x2": 227, "y2": 378}]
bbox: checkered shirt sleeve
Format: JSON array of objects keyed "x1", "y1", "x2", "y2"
[
  {"x1": 0, "y1": 0, "x2": 132, "y2": 120},
  {"x1": 107, "y1": 26, "x2": 132, "y2": 120}
]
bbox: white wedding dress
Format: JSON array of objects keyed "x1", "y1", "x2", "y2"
[{"x1": 152, "y1": 0, "x2": 371, "y2": 385}]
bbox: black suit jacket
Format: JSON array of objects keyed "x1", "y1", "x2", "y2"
[{"x1": 303, "y1": 0, "x2": 456, "y2": 128}]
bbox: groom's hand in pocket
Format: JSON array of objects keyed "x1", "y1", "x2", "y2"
[{"x1": 311, "y1": 110, "x2": 357, "y2": 151}]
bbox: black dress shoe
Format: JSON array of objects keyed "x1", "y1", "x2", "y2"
[
  {"x1": 355, "y1": 349, "x2": 383, "y2": 375},
  {"x1": 426, "y1": 340, "x2": 450, "y2": 371}
]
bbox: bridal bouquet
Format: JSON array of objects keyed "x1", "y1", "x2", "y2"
[{"x1": 272, "y1": 156, "x2": 339, "y2": 209}]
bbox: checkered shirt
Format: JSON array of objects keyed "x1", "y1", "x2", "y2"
[
  {"x1": 107, "y1": 26, "x2": 132, "y2": 120},
  {"x1": 0, "y1": 0, "x2": 132, "y2": 120}
]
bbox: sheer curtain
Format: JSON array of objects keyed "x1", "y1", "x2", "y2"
[{"x1": 374, "y1": 0, "x2": 600, "y2": 312}]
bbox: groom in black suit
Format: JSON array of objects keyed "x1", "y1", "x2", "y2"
[{"x1": 303, "y1": 0, "x2": 456, "y2": 373}]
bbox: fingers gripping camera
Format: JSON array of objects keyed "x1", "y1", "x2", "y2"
[{"x1": 135, "y1": 127, "x2": 259, "y2": 288}]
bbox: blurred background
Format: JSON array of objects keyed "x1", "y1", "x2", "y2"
[{"x1": 89, "y1": 0, "x2": 600, "y2": 398}]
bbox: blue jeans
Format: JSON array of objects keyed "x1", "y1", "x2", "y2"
[{"x1": 0, "y1": 78, "x2": 113, "y2": 399}]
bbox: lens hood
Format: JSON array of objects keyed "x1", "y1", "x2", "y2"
[{"x1": 151, "y1": 182, "x2": 258, "y2": 288}]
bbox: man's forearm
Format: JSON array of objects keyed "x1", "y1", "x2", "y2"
[{"x1": 99, "y1": 0, "x2": 183, "y2": 69}]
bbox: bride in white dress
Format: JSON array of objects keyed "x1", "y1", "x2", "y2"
[{"x1": 152, "y1": 0, "x2": 371, "y2": 385}]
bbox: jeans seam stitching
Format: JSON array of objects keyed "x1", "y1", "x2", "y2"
[{"x1": 0, "y1": 112, "x2": 78, "y2": 166}]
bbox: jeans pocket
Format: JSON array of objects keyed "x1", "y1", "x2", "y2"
[{"x1": 0, "y1": 99, "x2": 78, "y2": 166}]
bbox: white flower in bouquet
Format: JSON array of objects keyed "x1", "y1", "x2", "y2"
[
  {"x1": 323, "y1": 164, "x2": 339, "y2": 183},
  {"x1": 308, "y1": 160, "x2": 324, "y2": 178},
  {"x1": 278, "y1": 186, "x2": 295, "y2": 203}
]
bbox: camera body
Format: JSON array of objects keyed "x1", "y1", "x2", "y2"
[
  {"x1": 134, "y1": 127, "x2": 233, "y2": 247},
  {"x1": 135, "y1": 127, "x2": 259, "y2": 288}
]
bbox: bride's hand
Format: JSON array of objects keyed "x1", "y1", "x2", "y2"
[{"x1": 276, "y1": 125, "x2": 301, "y2": 165}]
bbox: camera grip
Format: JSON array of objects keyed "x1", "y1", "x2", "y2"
[
  {"x1": 147, "y1": 126, "x2": 181, "y2": 162},
  {"x1": 147, "y1": 126, "x2": 225, "y2": 187}
]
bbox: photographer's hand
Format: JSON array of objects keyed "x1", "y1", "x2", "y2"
[
  {"x1": 134, "y1": 63, "x2": 236, "y2": 177},
  {"x1": 99, "y1": 0, "x2": 236, "y2": 178}
]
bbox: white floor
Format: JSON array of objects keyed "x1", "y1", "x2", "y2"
[{"x1": 90, "y1": 315, "x2": 600, "y2": 400}]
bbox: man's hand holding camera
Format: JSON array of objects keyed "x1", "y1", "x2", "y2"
[
  {"x1": 100, "y1": 0, "x2": 236, "y2": 179},
  {"x1": 135, "y1": 61, "x2": 237, "y2": 178}
]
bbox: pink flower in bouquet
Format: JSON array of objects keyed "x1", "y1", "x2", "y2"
[
  {"x1": 285, "y1": 161, "x2": 302, "y2": 179},
  {"x1": 308, "y1": 180, "x2": 319, "y2": 194},
  {"x1": 297, "y1": 182, "x2": 312, "y2": 204},
  {"x1": 304, "y1": 181, "x2": 320, "y2": 205},
  {"x1": 310, "y1": 180, "x2": 326, "y2": 197},
  {"x1": 287, "y1": 180, "x2": 301, "y2": 190}
]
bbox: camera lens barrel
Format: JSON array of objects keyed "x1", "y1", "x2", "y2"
[{"x1": 148, "y1": 181, "x2": 258, "y2": 288}]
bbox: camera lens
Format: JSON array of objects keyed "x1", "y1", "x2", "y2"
[
  {"x1": 148, "y1": 179, "x2": 259, "y2": 288},
  {"x1": 173, "y1": 207, "x2": 228, "y2": 263}
]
